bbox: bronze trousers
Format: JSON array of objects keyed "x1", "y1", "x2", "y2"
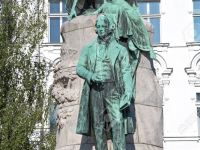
[{"x1": 90, "y1": 82, "x2": 126, "y2": 150}]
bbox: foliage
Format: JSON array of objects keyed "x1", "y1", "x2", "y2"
[
  {"x1": 0, "y1": 0, "x2": 56, "y2": 149},
  {"x1": 39, "y1": 131, "x2": 57, "y2": 150}
]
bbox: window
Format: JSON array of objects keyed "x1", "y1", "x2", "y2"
[
  {"x1": 50, "y1": 103, "x2": 59, "y2": 131},
  {"x1": 193, "y1": 0, "x2": 200, "y2": 13},
  {"x1": 150, "y1": 18, "x2": 160, "y2": 43},
  {"x1": 48, "y1": 0, "x2": 68, "y2": 43},
  {"x1": 193, "y1": 0, "x2": 200, "y2": 42},
  {"x1": 137, "y1": 1, "x2": 161, "y2": 43},
  {"x1": 197, "y1": 93, "x2": 200, "y2": 101},
  {"x1": 137, "y1": 2, "x2": 147, "y2": 15}
]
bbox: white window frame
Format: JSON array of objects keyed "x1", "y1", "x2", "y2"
[
  {"x1": 140, "y1": 2, "x2": 161, "y2": 20},
  {"x1": 193, "y1": 0, "x2": 200, "y2": 16},
  {"x1": 48, "y1": 0, "x2": 68, "y2": 43},
  {"x1": 193, "y1": 0, "x2": 200, "y2": 17},
  {"x1": 193, "y1": 0, "x2": 200, "y2": 43},
  {"x1": 139, "y1": 1, "x2": 161, "y2": 43}
]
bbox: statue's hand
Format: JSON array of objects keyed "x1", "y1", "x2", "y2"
[
  {"x1": 91, "y1": 73, "x2": 103, "y2": 83},
  {"x1": 120, "y1": 93, "x2": 132, "y2": 110},
  {"x1": 68, "y1": 10, "x2": 77, "y2": 21}
]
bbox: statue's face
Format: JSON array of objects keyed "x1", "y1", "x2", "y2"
[{"x1": 96, "y1": 19, "x2": 109, "y2": 39}]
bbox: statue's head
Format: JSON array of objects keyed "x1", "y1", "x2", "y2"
[{"x1": 95, "y1": 16, "x2": 115, "y2": 39}]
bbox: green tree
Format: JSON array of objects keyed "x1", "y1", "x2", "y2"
[{"x1": 0, "y1": 0, "x2": 56, "y2": 149}]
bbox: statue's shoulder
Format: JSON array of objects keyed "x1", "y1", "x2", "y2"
[
  {"x1": 113, "y1": 40, "x2": 127, "y2": 51},
  {"x1": 83, "y1": 39, "x2": 97, "y2": 50}
]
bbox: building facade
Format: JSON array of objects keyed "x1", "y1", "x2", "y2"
[{"x1": 40, "y1": 0, "x2": 200, "y2": 149}]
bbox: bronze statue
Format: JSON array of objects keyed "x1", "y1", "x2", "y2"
[
  {"x1": 66, "y1": 0, "x2": 156, "y2": 101},
  {"x1": 65, "y1": 0, "x2": 155, "y2": 56},
  {"x1": 76, "y1": 16, "x2": 134, "y2": 150}
]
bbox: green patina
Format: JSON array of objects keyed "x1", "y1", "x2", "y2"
[
  {"x1": 76, "y1": 16, "x2": 134, "y2": 150},
  {"x1": 66, "y1": 1, "x2": 156, "y2": 149},
  {"x1": 66, "y1": 0, "x2": 156, "y2": 59}
]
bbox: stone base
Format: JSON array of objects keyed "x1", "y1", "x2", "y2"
[
  {"x1": 53, "y1": 15, "x2": 163, "y2": 150},
  {"x1": 56, "y1": 144, "x2": 162, "y2": 150}
]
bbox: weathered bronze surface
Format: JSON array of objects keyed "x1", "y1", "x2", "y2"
[
  {"x1": 76, "y1": 16, "x2": 134, "y2": 150},
  {"x1": 64, "y1": 1, "x2": 161, "y2": 149},
  {"x1": 66, "y1": 0, "x2": 156, "y2": 59},
  {"x1": 66, "y1": 1, "x2": 156, "y2": 107},
  {"x1": 53, "y1": 14, "x2": 163, "y2": 149}
]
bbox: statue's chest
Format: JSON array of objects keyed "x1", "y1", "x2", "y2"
[{"x1": 94, "y1": 52, "x2": 113, "y2": 81}]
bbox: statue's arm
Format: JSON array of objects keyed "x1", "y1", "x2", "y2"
[
  {"x1": 76, "y1": 47, "x2": 93, "y2": 84},
  {"x1": 68, "y1": 0, "x2": 78, "y2": 20},
  {"x1": 85, "y1": 0, "x2": 107, "y2": 15},
  {"x1": 119, "y1": 47, "x2": 133, "y2": 110},
  {"x1": 120, "y1": 47, "x2": 133, "y2": 94}
]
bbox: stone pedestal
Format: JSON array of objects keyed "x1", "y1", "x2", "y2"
[{"x1": 52, "y1": 15, "x2": 163, "y2": 150}]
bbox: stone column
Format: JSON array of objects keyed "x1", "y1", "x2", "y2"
[{"x1": 52, "y1": 15, "x2": 163, "y2": 150}]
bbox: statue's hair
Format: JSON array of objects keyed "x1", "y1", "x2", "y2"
[{"x1": 94, "y1": 16, "x2": 115, "y2": 34}]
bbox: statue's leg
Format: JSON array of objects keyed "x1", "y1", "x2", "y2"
[
  {"x1": 103, "y1": 82, "x2": 126, "y2": 150},
  {"x1": 90, "y1": 84, "x2": 108, "y2": 150}
]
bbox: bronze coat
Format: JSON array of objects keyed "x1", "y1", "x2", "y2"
[{"x1": 76, "y1": 39, "x2": 135, "y2": 136}]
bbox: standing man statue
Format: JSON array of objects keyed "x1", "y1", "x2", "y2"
[{"x1": 76, "y1": 16, "x2": 134, "y2": 150}]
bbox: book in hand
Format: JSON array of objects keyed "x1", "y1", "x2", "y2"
[{"x1": 120, "y1": 94, "x2": 131, "y2": 110}]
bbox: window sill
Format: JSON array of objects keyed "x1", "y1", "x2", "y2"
[
  {"x1": 193, "y1": 13, "x2": 200, "y2": 16},
  {"x1": 142, "y1": 14, "x2": 161, "y2": 18},
  {"x1": 153, "y1": 43, "x2": 169, "y2": 47},
  {"x1": 42, "y1": 43, "x2": 63, "y2": 46},
  {"x1": 186, "y1": 42, "x2": 200, "y2": 46},
  {"x1": 195, "y1": 101, "x2": 200, "y2": 106},
  {"x1": 48, "y1": 13, "x2": 68, "y2": 16}
]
